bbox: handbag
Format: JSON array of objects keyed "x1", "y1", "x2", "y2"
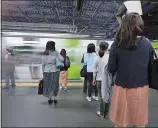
[
  {"x1": 80, "y1": 65, "x2": 87, "y2": 77},
  {"x1": 56, "y1": 58, "x2": 64, "y2": 69},
  {"x1": 38, "y1": 79, "x2": 43, "y2": 95},
  {"x1": 148, "y1": 53, "x2": 158, "y2": 91},
  {"x1": 80, "y1": 54, "x2": 87, "y2": 77}
]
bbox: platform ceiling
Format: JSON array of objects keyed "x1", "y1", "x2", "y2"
[
  {"x1": 1, "y1": 0, "x2": 123, "y2": 38},
  {"x1": 2, "y1": 0, "x2": 158, "y2": 39}
]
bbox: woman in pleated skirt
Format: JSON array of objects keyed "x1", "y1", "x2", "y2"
[
  {"x1": 107, "y1": 13, "x2": 155, "y2": 127},
  {"x1": 42, "y1": 41, "x2": 64, "y2": 105}
]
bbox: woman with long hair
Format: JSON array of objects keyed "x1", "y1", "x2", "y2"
[
  {"x1": 108, "y1": 13, "x2": 155, "y2": 127},
  {"x1": 42, "y1": 41, "x2": 64, "y2": 105},
  {"x1": 93, "y1": 42, "x2": 110, "y2": 118},
  {"x1": 84, "y1": 43, "x2": 98, "y2": 101},
  {"x1": 59, "y1": 49, "x2": 70, "y2": 91}
]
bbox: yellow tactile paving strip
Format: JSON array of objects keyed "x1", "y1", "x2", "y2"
[{"x1": 1, "y1": 82, "x2": 83, "y2": 86}]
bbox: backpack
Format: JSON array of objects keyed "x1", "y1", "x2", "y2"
[{"x1": 65, "y1": 56, "x2": 70, "y2": 68}]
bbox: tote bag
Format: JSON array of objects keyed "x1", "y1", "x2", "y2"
[
  {"x1": 56, "y1": 58, "x2": 64, "y2": 69},
  {"x1": 148, "y1": 54, "x2": 158, "y2": 91},
  {"x1": 80, "y1": 65, "x2": 87, "y2": 77}
]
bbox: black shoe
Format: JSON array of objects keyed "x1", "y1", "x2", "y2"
[
  {"x1": 104, "y1": 114, "x2": 109, "y2": 120},
  {"x1": 54, "y1": 100, "x2": 58, "y2": 105},
  {"x1": 48, "y1": 99, "x2": 53, "y2": 105}
]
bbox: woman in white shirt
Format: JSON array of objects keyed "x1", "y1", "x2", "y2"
[{"x1": 93, "y1": 42, "x2": 109, "y2": 118}]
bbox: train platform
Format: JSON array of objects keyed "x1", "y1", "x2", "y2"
[
  {"x1": 1, "y1": 79, "x2": 83, "y2": 86},
  {"x1": 2, "y1": 86, "x2": 158, "y2": 127}
]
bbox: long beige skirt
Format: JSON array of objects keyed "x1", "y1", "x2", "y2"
[
  {"x1": 59, "y1": 71, "x2": 68, "y2": 85},
  {"x1": 110, "y1": 85, "x2": 148, "y2": 127}
]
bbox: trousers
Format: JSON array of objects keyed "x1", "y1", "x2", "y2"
[
  {"x1": 97, "y1": 81, "x2": 110, "y2": 116},
  {"x1": 83, "y1": 76, "x2": 87, "y2": 93},
  {"x1": 87, "y1": 72, "x2": 98, "y2": 97},
  {"x1": 5, "y1": 71, "x2": 15, "y2": 86}
]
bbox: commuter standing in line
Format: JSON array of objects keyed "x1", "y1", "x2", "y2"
[
  {"x1": 108, "y1": 13, "x2": 154, "y2": 127},
  {"x1": 3, "y1": 48, "x2": 16, "y2": 89},
  {"x1": 81, "y1": 54, "x2": 87, "y2": 94},
  {"x1": 42, "y1": 41, "x2": 64, "y2": 105},
  {"x1": 93, "y1": 42, "x2": 110, "y2": 118},
  {"x1": 84, "y1": 43, "x2": 98, "y2": 101},
  {"x1": 59, "y1": 49, "x2": 70, "y2": 91}
]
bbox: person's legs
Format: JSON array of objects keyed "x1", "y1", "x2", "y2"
[
  {"x1": 45, "y1": 72, "x2": 53, "y2": 105},
  {"x1": 92, "y1": 83, "x2": 98, "y2": 100},
  {"x1": 94, "y1": 83, "x2": 98, "y2": 97},
  {"x1": 96, "y1": 81, "x2": 104, "y2": 117},
  {"x1": 104, "y1": 102, "x2": 111, "y2": 118},
  {"x1": 83, "y1": 76, "x2": 87, "y2": 93},
  {"x1": 64, "y1": 71, "x2": 68, "y2": 91},
  {"x1": 59, "y1": 71, "x2": 63, "y2": 90},
  {"x1": 87, "y1": 72, "x2": 93, "y2": 101},
  {"x1": 53, "y1": 72, "x2": 60, "y2": 104},
  {"x1": 10, "y1": 71, "x2": 15, "y2": 86},
  {"x1": 4, "y1": 72, "x2": 10, "y2": 89}
]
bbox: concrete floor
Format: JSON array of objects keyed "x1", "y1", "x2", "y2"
[{"x1": 2, "y1": 86, "x2": 158, "y2": 127}]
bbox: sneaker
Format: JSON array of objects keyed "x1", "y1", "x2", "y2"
[
  {"x1": 86, "y1": 96, "x2": 91, "y2": 101},
  {"x1": 92, "y1": 96, "x2": 99, "y2": 101},
  {"x1": 64, "y1": 86, "x2": 67, "y2": 91},
  {"x1": 59, "y1": 86, "x2": 63, "y2": 91},
  {"x1": 97, "y1": 111, "x2": 104, "y2": 118}
]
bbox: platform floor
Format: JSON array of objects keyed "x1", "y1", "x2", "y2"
[{"x1": 2, "y1": 86, "x2": 158, "y2": 127}]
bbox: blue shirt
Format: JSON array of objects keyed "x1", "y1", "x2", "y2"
[
  {"x1": 84, "y1": 52, "x2": 97, "y2": 73},
  {"x1": 107, "y1": 37, "x2": 154, "y2": 88}
]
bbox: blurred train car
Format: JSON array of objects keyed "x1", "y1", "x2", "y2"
[{"x1": 2, "y1": 35, "x2": 115, "y2": 81}]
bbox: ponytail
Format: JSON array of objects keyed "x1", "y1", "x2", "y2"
[{"x1": 98, "y1": 49, "x2": 105, "y2": 58}]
